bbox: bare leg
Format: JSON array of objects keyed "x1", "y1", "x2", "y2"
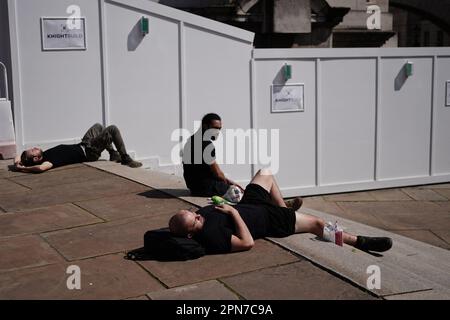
[
  {"x1": 248, "y1": 170, "x2": 387, "y2": 250},
  {"x1": 249, "y1": 169, "x2": 287, "y2": 207},
  {"x1": 294, "y1": 212, "x2": 357, "y2": 246}
]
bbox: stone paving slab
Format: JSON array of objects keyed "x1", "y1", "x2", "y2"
[
  {"x1": 0, "y1": 254, "x2": 164, "y2": 299},
  {"x1": 379, "y1": 228, "x2": 450, "y2": 276},
  {"x1": 384, "y1": 289, "x2": 450, "y2": 300},
  {"x1": 0, "y1": 178, "x2": 30, "y2": 195},
  {"x1": 268, "y1": 236, "x2": 433, "y2": 297},
  {"x1": 336, "y1": 201, "x2": 448, "y2": 216},
  {"x1": 369, "y1": 210, "x2": 450, "y2": 231},
  {"x1": 432, "y1": 229, "x2": 450, "y2": 244},
  {"x1": 420, "y1": 183, "x2": 450, "y2": 189},
  {"x1": 323, "y1": 192, "x2": 377, "y2": 202},
  {"x1": 434, "y1": 189, "x2": 450, "y2": 200},
  {"x1": 75, "y1": 190, "x2": 189, "y2": 221},
  {"x1": 0, "y1": 169, "x2": 28, "y2": 179},
  {"x1": 126, "y1": 295, "x2": 150, "y2": 300},
  {"x1": 302, "y1": 197, "x2": 346, "y2": 215},
  {"x1": 42, "y1": 214, "x2": 170, "y2": 261},
  {"x1": 221, "y1": 261, "x2": 375, "y2": 300},
  {"x1": 314, "y1": 204, "x2": 387, "y2": 230},
  {"x1": 147, "y1": 280, "x2": 239, "y2": 300},
  {"x1": 49, "y1": 163, "x2": 86, "y2": 172},
  {"x1": 138, "y1": 239, "x2": 299, "y2": 288},
  {"x1": 0, "y1": 168, "x2": 27, "y2": 179},
  {"x1": 86, "y1": 162, "x2": 210, "y2": 208},
  {"x1": 8, "y1": 166, "x2": 113, "y2": 189},
  {"x1": 0, "y1": 175, "x2": 149, "y2": 212},
  {"x1": 368, "y1": 189, "x2": 413, "y2": 201},
  {"x1": 335, "y1": 201, "x2": 450, "y2": 231},
  {"x1": 392, "y1": 230, "x2": 449, "y2": 249},
  {"x1": 0, "y1": 204, "x2": 103, "y2": 238},
  {"x1": 270, "y1": 208, "x2": 450, "y2": 298},
  {"x1": 87, "y1": 162, "x2": 187, "y2": 190},
  {"x1": 0, "y1": 160, "x2": 29, "y2": 178},
  {"x1": 0, "y1": 162, "x2": 85, "y2": 178},
  {"x1": 0, "y1": 235, "x2": 64, "y2": 273},
  {"x1": 435, "y1": 201, "x2": 450, "y2": 212},
  {"x1": 401, "y1": 188, "x2": 448, "y2": 201}
]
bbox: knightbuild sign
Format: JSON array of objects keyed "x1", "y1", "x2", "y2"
[
  {"x1": 271, "y1": 84, "x2": 305, "y2": 113},
  {"x1": 41, "y1": 17, "x2": 86, "y2": 51}
]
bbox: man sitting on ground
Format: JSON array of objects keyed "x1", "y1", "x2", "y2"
[
  {"x1": 182, "y1": 113, "x2": 243, "y2": 197},
  {"x1": 169, "y1": 169, "x2": 393, "y2": 254},
  {"x1": 14, "y1": 123, "x2": 142, "y2": 173}
]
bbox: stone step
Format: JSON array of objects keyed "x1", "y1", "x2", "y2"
[{"x1": 269, "y1": 207, "x2": 450, "y2": 298}]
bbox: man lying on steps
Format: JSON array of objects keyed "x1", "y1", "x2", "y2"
[
  {"x1": 14, "y1": 123, "x2": 142, "y2": 173},
  {"x1": 169, "y1": 169, "x2": 393, "y2": 254}
]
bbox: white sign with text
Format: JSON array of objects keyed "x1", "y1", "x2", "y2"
[
  {"x1": 271, "y1": 84, "x2": 304, "y2": 113},
  {"x1": 41, "y1": 17, "x2": 86, "y2": 51}
]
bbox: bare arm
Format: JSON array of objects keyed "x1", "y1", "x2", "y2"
[
  {"x1": 215, "y1": 204, "x2": 254, "y2": 252},
  {"x1": 15, "y1": 161, "x2": 53, "y2": 173},
  {"x1": 210, "y1": 161, "x2": 227, "y2": 182},
  {"x1": 13, "y1": 155, "x2": 21, "y2": 166},
  {"x1": 210, "y1": 162, "x2": 244, "y2": 191}
]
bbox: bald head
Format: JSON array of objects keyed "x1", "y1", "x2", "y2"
[{"x1": 169, "y1": 210, "x2": 204, "y2": 238}]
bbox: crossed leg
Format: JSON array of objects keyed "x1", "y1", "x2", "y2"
[
  {"x1": 82, "y1": 123, "x2": 116, "y2": 154},
  {"x1": 82, "y1": 123, "x2": 128, "y2": 156},
  {"x1": 250, "y1": 169, "x2": 357, "y2": 246}
]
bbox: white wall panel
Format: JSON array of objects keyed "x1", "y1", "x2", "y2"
[
  {"x1": 254, "y1": 49, "x2": 450, "y2": 196},
  {"x1": 254, "y1": 59, "x2": 316, "y2": 189},
  {"x1": 378, "y1": 57, "x2": 433, "y2": 180},
  {"x1": 14, "y1": 0, "x2": 103, "y2": 147},
  {"x1": 320, "y1": 58, "x2": 376, "y2": 185},
  {"x1": 105, "y1": 2, "x2": 180, "y2": 163},
  {"x1": 184, "y1": 25, "x2": 253, "y2": 182},
  {"x1": 433, "y1": 57, "x2": 450, "y2": 175}
]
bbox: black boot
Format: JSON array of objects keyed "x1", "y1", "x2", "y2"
[
  {"x1": 355, "y1": 236, "x2": 393, "y2": 253},
  {"x1": 109, "y1": 150, "x2": 121, "y2": 162},
  {"x1": 121, "y1": 154, "x2": 142, "y2": 168}
]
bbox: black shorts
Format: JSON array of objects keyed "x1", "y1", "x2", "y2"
[
  {"x1": 240, "y1": 183, "x2": 296, "y2": 238},
  {"x1": 189, "y1": 179, "x2": 231, "y2": 197}
]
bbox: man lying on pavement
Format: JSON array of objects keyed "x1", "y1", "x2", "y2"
[
  {"x1": 14, "y1": 123, "x2": 142, "y2": 173},
  {"x1": 169, "y1": 169, "x2": 393, "y2": 254}
]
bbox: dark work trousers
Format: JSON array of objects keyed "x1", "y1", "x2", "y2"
[{"x1": 81, "y1": 123, "x2": 128, "y2": 161}]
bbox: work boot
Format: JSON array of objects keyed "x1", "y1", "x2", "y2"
[
  {"x1": 355, "y1": 236, "x2": 393, "y2": 253},
  {"x1": 121, "y1": 154, "x2": 142, "y2": 168},
  {"x1": 284, "y1": 197, "x2": 303, "y2": 211},
  {"x1": 109, "y1": 150, "x2": 121, "y2": 162}
]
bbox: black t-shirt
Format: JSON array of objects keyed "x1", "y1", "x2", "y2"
[
  {"x1": 43, "y1": 144, "x2": 87, "y2": 168},
  {"x1": 193, "y1": 204, "x2": 269, "y2": 254},
  {"x1": 182, "y1": 132, "x2": 216, "y2": 189}
]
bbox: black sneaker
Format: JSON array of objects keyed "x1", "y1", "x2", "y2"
[
  {"x1": 121, "y1": 155, "x2": 142, "y2": 168},
  {"x1": 109, "y1": 151, "x2": 122, "y2": 162},
  {"x1": 355, "y1": 236, "x2": 393, "y2": 253}
]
